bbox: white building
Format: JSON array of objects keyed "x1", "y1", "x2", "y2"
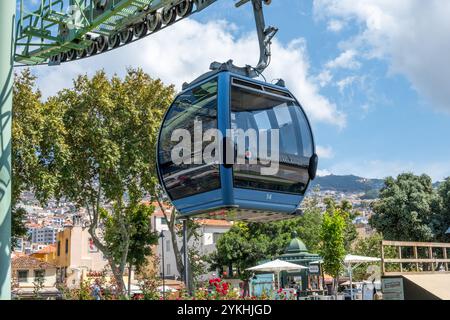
[
  {"x1": 11, "y1": 255, "x2": 59, "y2": 298},
  {"x1": 155, "y1": 216, "x2": 233, "y2": 281},
  {"x1": 29, "y1": 226, "x2": 61, "y2": 244}
]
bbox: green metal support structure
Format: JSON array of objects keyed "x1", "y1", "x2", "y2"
[{"x1": 0, "y1": 0, "x2": 15, "y2": 301}]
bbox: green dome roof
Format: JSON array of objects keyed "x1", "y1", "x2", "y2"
[{"x1": 285, "y1": 232, "x2": 308, "y2": 253}]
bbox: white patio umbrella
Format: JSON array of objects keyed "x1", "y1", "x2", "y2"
[
  {"x1": 343, "y1": 255, "x2": 381, "y2": 300},
  {"x1": 247, "y1": 259, "x2": 308, "y2": 290}
]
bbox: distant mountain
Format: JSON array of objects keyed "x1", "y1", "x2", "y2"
[
  {"x1": 433, "y1": 181, "x2": 443, "y2": 189},
  {"x1": 310, "y1": 175, "x2": 385, "y2": 193}
]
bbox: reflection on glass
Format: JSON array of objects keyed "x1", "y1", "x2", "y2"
[
  {"x1": 231, "y1": 83, "x2": 314, "y2": 195},
  {"x1": 159, "y1": 79, "x2": 220, "y2": 200}
]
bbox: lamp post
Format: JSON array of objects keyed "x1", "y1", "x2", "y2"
[{"x1": 159, "y1": 231, "x2": 165, "y2": 300}]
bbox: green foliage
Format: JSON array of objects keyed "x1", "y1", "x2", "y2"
[
  {"x1": 286, "y1": 195, "x2": 323, "y2": 253},
  {"x1": 351, "y1": 233, "x2": 383, "y2": 280},
  {"x1": 208, "y1": 199, "x2": 325, "y2": 283},
  {"x1": 352, "y1": 233, "x2": 383, "y2": 258},
  {"x1": 370, "y1": 173, "x2": 440, "y2": 241},
  {"x1": 324, "y1": 198, "x2": 358, "y2": 250},
  {"x1": 32, "y1": 276, "x2": 45, "y2": 299},
  {"x1": 47, "y1": 69, "x2": 174, "y2": 204},
  {"x1": 208, "y1": 222, "x2": 265, "y2": 282},
  {"x1": 360, "y1": 189, "x2": 380, "y2": 200},
  {"x1": 14, "y1": 68, "x2": 175, "y2": 292},
  {"x1": 12, "y1": 70, "x2": 48, "y2": 241},
  {"x1": 103, "y1": 203, "x2": 159, "y2": 271},
  {"x1": 435, "y1": 178, "x2": 450, "y2": 241},
  {"x1": 12, "y1": 70, "x2": 43, "y2": 205},
  {"x1": 11, "y1": 207, "x2": 28, "y2": 247},
  {"x1": 319, "y1": 204, "x2": 347, "y2": 280}
]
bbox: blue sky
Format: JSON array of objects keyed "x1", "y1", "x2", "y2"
[{"x1": 24, "y1": 0, "x2": 450, "y2": 181}]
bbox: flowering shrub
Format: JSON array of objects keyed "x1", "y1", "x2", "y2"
[{"x1": 175, "y1": 278, "x2": 240, "y2": 300}]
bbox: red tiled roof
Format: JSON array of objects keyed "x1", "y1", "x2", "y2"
[
  {"x1": 12, "y1": 256, "x2": 57, "y2": 270},
  {"x1": 33, "y1": 244, "x2": 56, "y2": 254}
]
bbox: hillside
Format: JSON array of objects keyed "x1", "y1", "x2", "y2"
[{"x1": 310, "y1": 175, "x2": 385, "y2": 193}]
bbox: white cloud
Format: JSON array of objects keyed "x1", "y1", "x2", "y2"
[
  {"x1": 327, "y1": 19, "x2": 345, "y2": 33},
  {"x1": 325, "y1": 49, "x2": 361, "y2": 70},
  {"x1": 316, "y1": 169, "x2": 332, "y2": 177},
  {"x1": 336, "y1": 76, "x2": 358, "y2": 93},
  {"x1": 315, "y1": 70, "x2": 333, "y2": 88},
  {"x1": 316, "y1": 145, "x2": 335, "y2": 159},
  {"x1": 314, "y1": 0, "x2": 450, "y2": 112},
  {"x1": 32, "y1": 19, "x2": 346, "y2": 128}
]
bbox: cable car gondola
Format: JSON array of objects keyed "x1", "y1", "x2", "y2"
[
  {"x1": 156, "y1": 0, "x2": 318, "y2": 222},
  {"x1": 156, "y1": 69, "x2": 318, "y2": 222}
]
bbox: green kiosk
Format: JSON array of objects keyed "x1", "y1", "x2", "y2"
[{"x1": 278, "y1": 232, "x2": 323, "y2": 296}]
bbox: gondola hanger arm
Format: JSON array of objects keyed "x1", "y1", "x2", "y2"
[{"x1": 210, "y1": 0, "x2": 278, "y2": 78}]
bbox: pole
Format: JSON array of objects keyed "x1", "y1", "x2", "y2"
[
  {"x1": 277, "y1": 271, "x2": 281, "y2": 291},
  {"x1": 0, "y1": 0, "x2": 15, "y2": 301},
  {"x1": 182, "y1": 219, "x2": 190, "y2": 295},
  {"x1": 160, "y1": 231, "x2": 165, "y2": 300},
  {"x1": 349, "y1": 265, "x2": 353, "y2": 300}
]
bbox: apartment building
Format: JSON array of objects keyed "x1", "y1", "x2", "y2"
[{"x1": 29, "y1": 226, "x2": 60, "y2": 245}]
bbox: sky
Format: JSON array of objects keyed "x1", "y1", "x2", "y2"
[{"x1": 22, "y1": 0, "x2": 450, "y2": 181}]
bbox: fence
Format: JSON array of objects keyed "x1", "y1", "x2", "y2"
[{"x1": 381, "y1": 240, "x2": 450, "y2": 275}]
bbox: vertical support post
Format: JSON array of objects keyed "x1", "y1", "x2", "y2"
[
  {"x1": 380, "y1": 241, "x2": 385, "y2": 275},
  {"x1": 443, "y1": 246, "x2": 448, "y2": 272},
  {"x1": 182, "y1": 219, "x2": 190, "y2": 295},
  {"x1": 414, "y1": 245, "x2": 419, "y2": 272},
  {"x1": 442, "y1": 246, "x2": 448, "y2": 272},
  {"x1": 348, "y1": 265, "x2": 353, "y2": 300},
  {"x1": 398, "y1": 246, "x2": 403, "y2": 273},
  {"x1": 429, "y1": 246, "x2": 433, "y2": 271},
  {"x1": 0, "y1": 0, "x2": 15, "y2": 301},
  {"x1": 159, "y1": 231, "x2": 165, "y2": 300}
]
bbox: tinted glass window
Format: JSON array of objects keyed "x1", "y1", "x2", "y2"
[
  {"x1": 159, "y1": 79, "x2": 221, "y2": 200},
  {"x1": 231, "y1": 83, "x2": 313, "y2": 194}
]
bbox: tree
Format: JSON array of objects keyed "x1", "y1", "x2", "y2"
[
  {"x1": 351, "y1": 233, "x2": 383, "y2": 281},
  {"x1": 319, "y1": 203, "x2": 347, "y2": 297},
  {"x1": 103, "y1": 202, "x2": 159, "y2": 297},
  {"x1": 154, "y1": 197, "x2": 200, "y2": 293},
  {"x1": 207, "y1": 206, "x2": 323, "y2": 296},
  {"x1": 187, "y1": 237, "x2": 209, "y2": 289},
  {"x1": 11, "y1": 70, "x2": 46, "y2": 244},
  {"x1": 207, "y1": 222, "x2": 270, "y2": 296},
  {"x1": 280, "y1": 194, "x2": 323, "y2": 253},
  {"x1": 435, "y1": 178, "x2": 450, "y2": 241},
  {"x1": 11, "y1": 208, "x2": 28, "y2": 247},
  {"x1": 42, "y1": 69, "x2": 174, "y2": 293},
  {"x1": 323, "y1": 198, "x2": 358, "y2": 250},
  {"x1": 370, "y1": 173, "x2": 439, "y2": 242}
]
